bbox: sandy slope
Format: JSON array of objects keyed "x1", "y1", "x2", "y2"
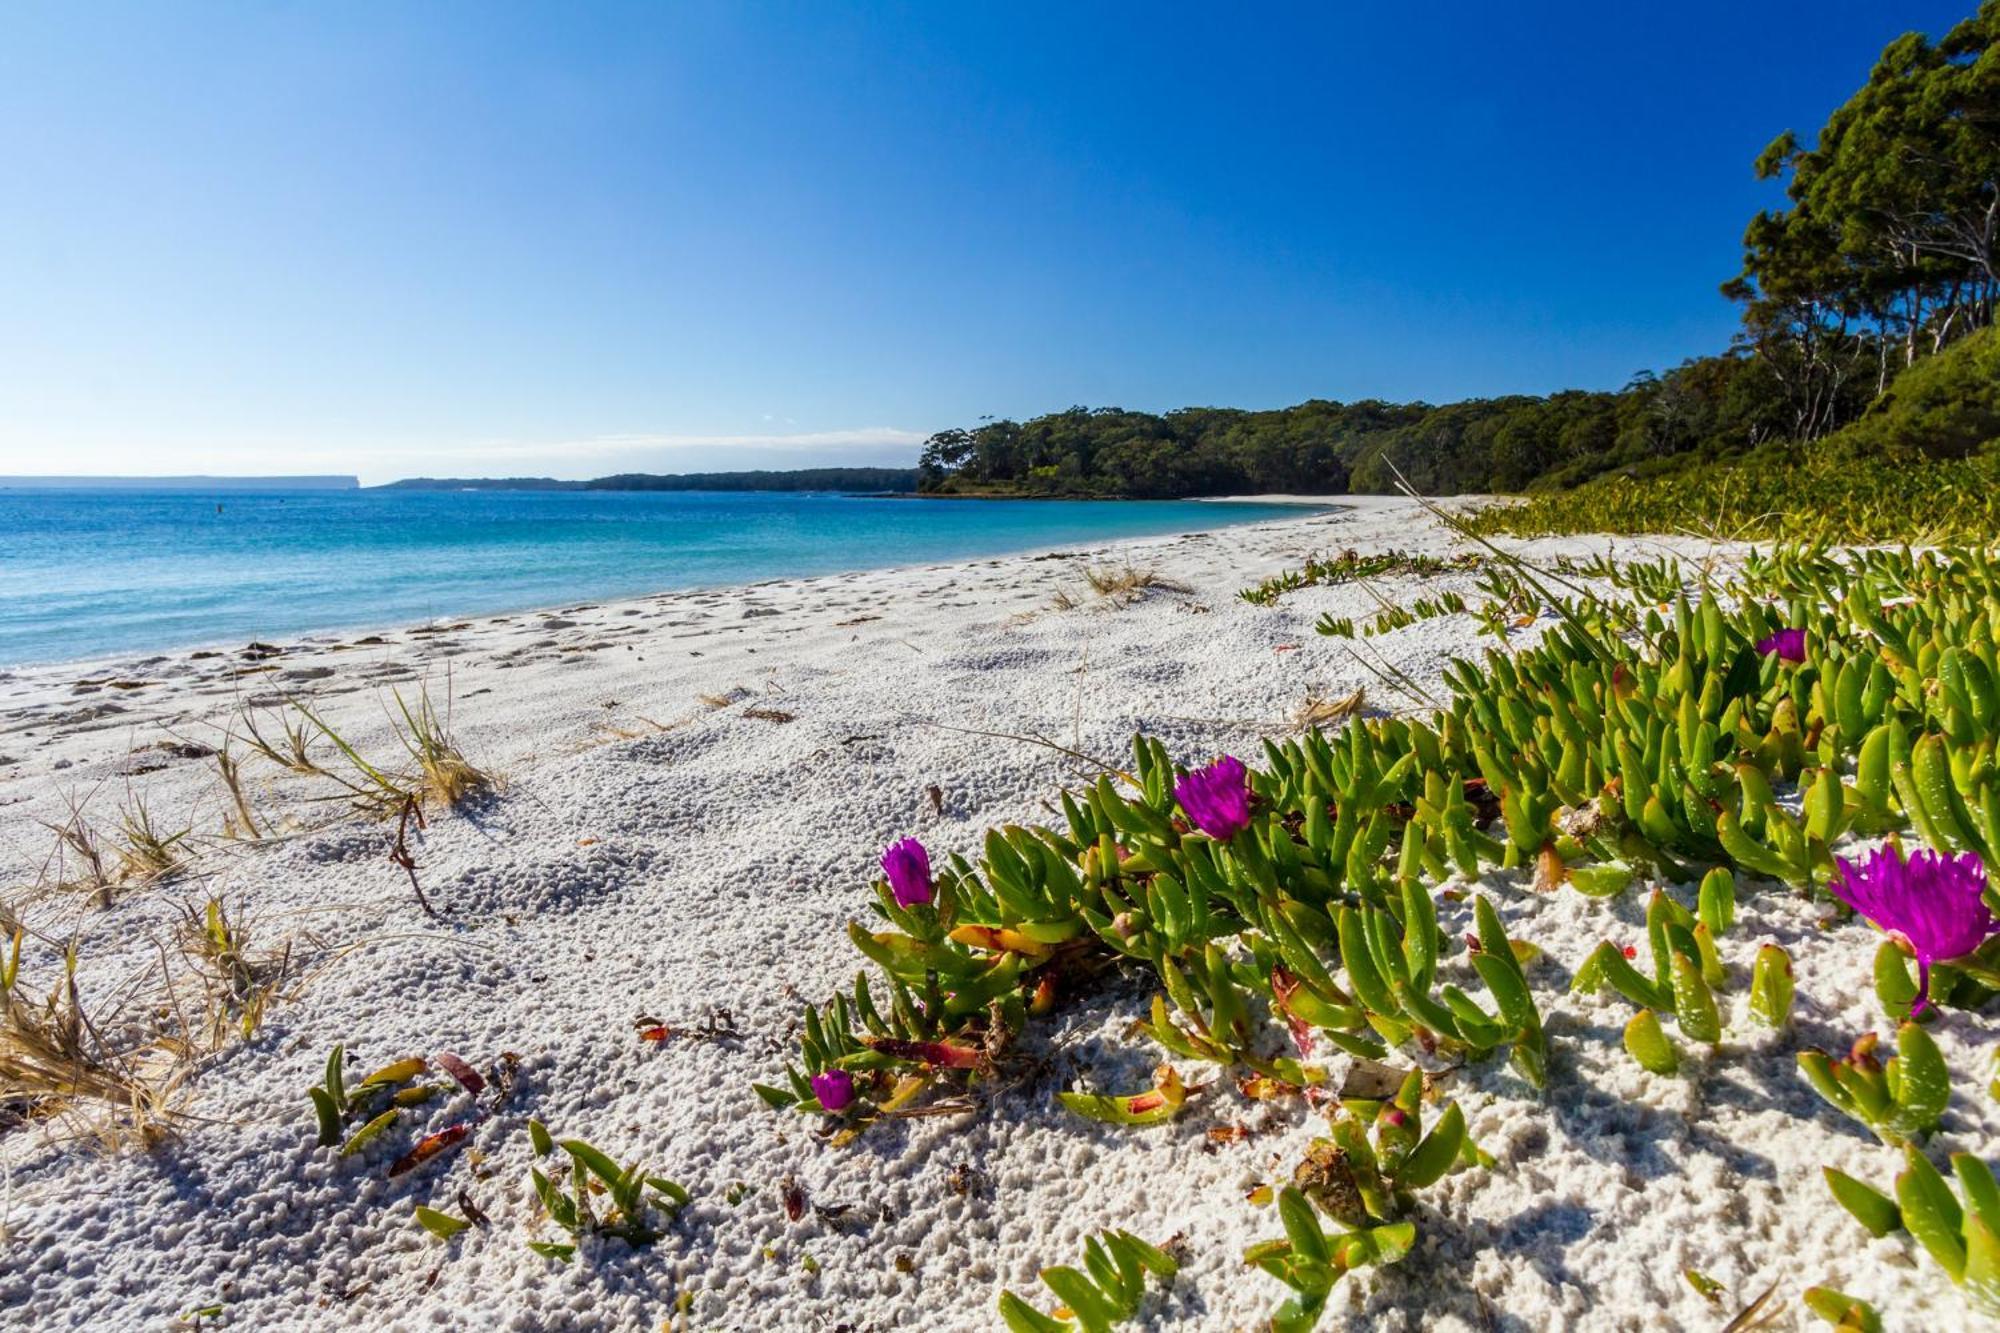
[{"x1": 0, "y1": 498, "x2": 1989, "y2": 1331}]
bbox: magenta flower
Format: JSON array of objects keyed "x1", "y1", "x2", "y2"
[
  {"x1": 881, "y1": 837, "x2": 933, "y2": 908},
  {"x1": 1173, "y1": 755, "x2": 1253, "y2": 841},
  {"x1": 810, "y1": 1069, "x2": 855, "y2": 1113},
  {"x1": 1833, "y1": 846, "x2": 1999, "y2": 1014},
  {"x1": 1756, "y1": 628, "x2": 1806, "y2": 662}
]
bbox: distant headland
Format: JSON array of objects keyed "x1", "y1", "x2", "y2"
[
  {"x1": 378, "y1": 467, "x2": 919, "y2": 493},
  {"x1": 0, "y1": 475, "x2": 360, "y2": 491}
]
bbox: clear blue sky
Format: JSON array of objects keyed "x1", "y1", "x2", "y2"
[{"x1": 0, "y1": 2, "x2": 1976, "y2": 482}]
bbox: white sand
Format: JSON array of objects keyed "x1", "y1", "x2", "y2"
[{"x1": 0, "y1": 498, "x2": 1989, "y2": 1330}]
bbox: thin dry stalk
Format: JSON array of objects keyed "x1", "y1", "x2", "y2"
[
  {"x1": 212, "y1": 740, "x2": 264, "y2": 840},
  {"x1": 42, "y1": 800, "x2": 112, "y2": 897},
  {"x1": 236, "y1": 702, "x2": 328, "y2": 776},
  {"x1": 1293, "y1": 687, "x2": 1368, "y2": 731},
  {"x1": 286, "y1": 699, "x2": 416, "y2": 815}
]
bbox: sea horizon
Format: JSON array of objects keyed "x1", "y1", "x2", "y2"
[{"x1": 0, "y1": 486, "x2": 1313, "y2": 669}]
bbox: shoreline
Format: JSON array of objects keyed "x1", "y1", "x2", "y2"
[{"x1": 0, "y1": 496, "x2": 1339, "y2": 681}]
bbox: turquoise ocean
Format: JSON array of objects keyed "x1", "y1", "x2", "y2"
[{"x1": 0, "y1": 488, "x2": 1307, "y2": 667}]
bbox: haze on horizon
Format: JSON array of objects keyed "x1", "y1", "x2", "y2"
[{"x1": 0, "y1": 2, "x2": 1975, "y2": 487}]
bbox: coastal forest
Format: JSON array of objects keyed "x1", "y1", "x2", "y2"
[{"x1": 918, "y1": 5, "x2": 2000, "y2": 507}]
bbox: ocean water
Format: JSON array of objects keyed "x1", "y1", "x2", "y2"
[{"x1": 0, "y1": 488, "x2": 1310, "y2": 668}]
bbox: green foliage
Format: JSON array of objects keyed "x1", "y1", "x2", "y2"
[
  {"x1": 1803, "y1": 1285, "x2": 1882, "y2": 1332},
  {"x1": 1467, "y1": 451, "x2": 2000, "y2": 545},
  {"x1": 1290, "y1": 1070, "x2": 1478, "y2": 1228},
  {"x1": 308, "y1": 1046, "x2": 442, "y2": 1151},
  {"x1": 1239, "y1": 549, "x2": 1478, "y2": 607},
  {"x1": 1827, "y1": 1146, "x2": 2000, "y2": 1320},
  {"x1": 524, "y1": 1122, "x2": 689, "y2": 1263},
  {"x1": 1827, "y1": 327, "x2": 2000, "y2": 462},
  {"x1": 1244, "y1": 1187, "x2": 1416, "y2": 1332},
  {"x1": 1799, "y1": 1023, "x2": 1951, "y2": 1146},
  {"x1": 996, "y1": 1229, "x2": 1178, "y2": 1333}
]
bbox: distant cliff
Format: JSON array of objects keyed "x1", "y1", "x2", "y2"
[
  {"x1": 380, "y1": 468, "x2": 920, "y2": 493},
  {"x1": 0, "y1": 475, "x2": 360, "y2": 490}
]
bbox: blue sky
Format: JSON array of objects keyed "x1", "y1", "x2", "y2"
[{"x1": 0, "y1": 2, "x2": 1976, "y2": 482}]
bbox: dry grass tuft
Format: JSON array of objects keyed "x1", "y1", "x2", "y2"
[
  {"x1": 1081, "y1": 564, "x2": 1189, "y2": 602},
  {"x1": 171, "y1": 898, "x2": 294, "y2": 1046},
  {"x1": 391, "y1": 686, "x2": 491, "y2": 809},
  {"x1": 0, "y1": 930, "x2": 192, "y2": 1148},
  {"x1": 238, "y1": 680, "x2": 492, "y2": 817},
  {"x1": 113, "y1": 797, "x2": 190, "y2": 886}
]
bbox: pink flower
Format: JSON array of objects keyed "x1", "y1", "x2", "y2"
[
  {"x1": 1833, "y1": 846, "x2": 1998, "y2": 1014},
  {"x1": 881, "y1": 837, "x2": 933, "y2": 908},
  {"x1": 1173, "y1": 756, "x2": 1252, "y2": 841},
  {"x1": 1756, "y1": 628, "x2": 1806, "y2": 662},
  {"x1": 810, "y1": 1069, "x2": 856, "y2": 1113}
]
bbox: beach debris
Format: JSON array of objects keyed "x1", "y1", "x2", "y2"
[
  {"x1": 434, "y1": 1051, "x2": 484, "y2": 1096},
  {"x1": 997, "y1": 1228, "x2": 1178, "y2": 1333},
  {"x1": 524, "y1": 1122, "x2": 689, "y2": 1263}
]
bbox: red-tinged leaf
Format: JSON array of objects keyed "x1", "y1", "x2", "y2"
[
  {"x1": 388, "y1": 1122, "x2": 471, "y2": 1178},
  {"x1": 863, "y1": 1037, "x2": 984, "y2": 1069},
  {"x1": 1267, "y1": 969, "x2": 1316, "y2": 1057},
  {"x1": 434, "y1": 1051, "x2": 484, "y2": 1096},
  {"x1": 1208, "y1": 1124, "x2": 1252, "y2": 1144},
  {"x1": 1533, "y1": 843, "x2": 1568, "y2": 894},
  {"x1": 638, "y1": 1026, "x2": 673, "y2": 1043},
  {"x1": 1274, "y1": 644, "x2": 1299, "y2": 653},
  {"x1": 782, "y1": 1176, "x2": 807, "y2": 1222}
]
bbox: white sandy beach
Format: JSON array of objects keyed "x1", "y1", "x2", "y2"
[{"x1": 0, "y1": 497, "x2": 1990, "y2": 1330}]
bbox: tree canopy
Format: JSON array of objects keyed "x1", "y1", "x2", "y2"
[{"x1": 918, "y1": 5, "x2": 2000, "y2": 499}]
